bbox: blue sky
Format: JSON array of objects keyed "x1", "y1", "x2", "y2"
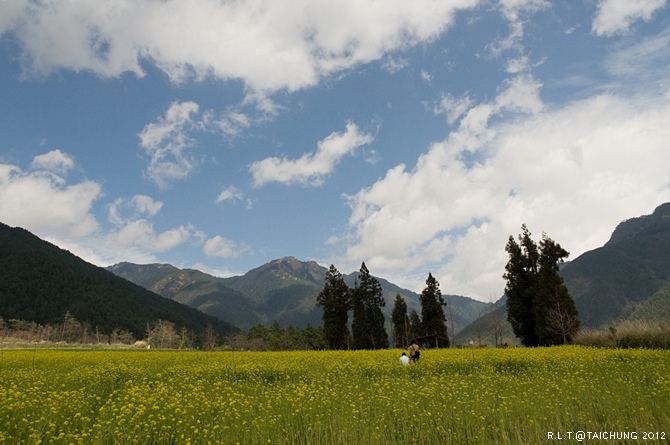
[{"x1": 1, "y1": 0, "x2": 670, "y2": 301}]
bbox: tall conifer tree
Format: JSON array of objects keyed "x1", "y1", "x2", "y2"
[
  {"x1": 316, "y1": 265, "x2": 351, "y2": 350},
  {"x1": 534, "y1": 235, "x2": 580, "y2": 345},
  {"x1": 504, "y1": 225, "x2": 579, "y2": 346},
  {"x1": 419, "y1": 273, "x2": 449, "y2": 348},
  {"x1": 504, "y1": 225, "x2": 540, "y2": 346},
  {"x1": 351, "y1": 262, "x2": 388, "y2": 349},
  {"x1": 391, "y1": 294, "x2": 410, "y2": 348}
]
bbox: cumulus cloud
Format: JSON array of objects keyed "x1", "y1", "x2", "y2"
[
  {"x1": 30, "y1": 149, "x2": 75, "y2": 174},
  {"x1": 249, "y1": 122, "x2": 374, "y2": 187},
  {"x1": 0, "y1": 0, "x2": 479, "y2": 94},
  {"x1": 105, "y1": 221, "x2": 194, "y2": 253},
  {"x1": 592, "y1": 0, "x2": 667, "y2": 36},
  {"x1": 104, "y1": 194, "x2": 198, "y2": 254},
  {"x1": 341, "y1": 76, "x2": 670, "y2": 299},
  {"x1": 0, "y1": 151, "x2": 216, "y2": 266},
  {"x1": 0, "y1": 155, "x2": 101, "y2": 238},
  {"x1": 203, "y1": 235, "x2": 251, "y2": 258}
]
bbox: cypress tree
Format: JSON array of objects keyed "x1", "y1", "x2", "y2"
[
  {"x1": 534, "y1": 235, "x2": 580, "y2": 345},
  {"x1": 391, "y1": 294, "x2": 410, "y2": 348},
  {"x1": 316, "y1": 265, "x2": 351, "y2": 350},
  {"x1": 419, "y1": 273, "x2": 449, "y2": 348},
  {"x1": 351, "y1": 262, "x2": 388, "y2": 350},
  {"x1": 504, "y1": 225, "x2": 579, "y2": 346},
  {"x1": 408, "y1": 309, "x2": 421, "y2": 342},
  {"x1": 504, "y1": 225, "x2": 540, "y2": 346}
]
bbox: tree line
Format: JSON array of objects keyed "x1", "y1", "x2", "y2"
[
  {"x1": 316, "y1": 262, "x2": 449, "y2": 350},
  {"x1": 318, "y1": 226, "x2": 580, "y2": 350},
  {"x1": 2, "y1": 226, "x2": 579, "y2": 350},
  {"x1": 0, "y1": 312, "x2": 225, "y2": 350}
]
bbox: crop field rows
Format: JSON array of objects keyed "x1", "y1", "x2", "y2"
[{"x1": 0, "y1": 346, "x2": 668, "y2": 444}]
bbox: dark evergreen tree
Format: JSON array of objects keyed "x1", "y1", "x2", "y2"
[
  {"x1": 316, "y1": 265, "x2": 352, "y2": 350},
  {"x1": 419, "y1": 273, "x2": 449, "y2": 348},
  {"x1": 534, "y1": 235, "x2": 580, "y2": 345},
  {"x1": 391, "y1": 294, "x2": 410, "y2": 348},
  {"x1": 504, "y1": 224, "x2": 540, "y2": 346},
  {"x1": 504, "y1": 225, "x2": 579, "y2": 346},
  {"x1": 351, "y1": 262, "x2": 388, "y2": 349},
  {"x1": 408, "y1": 309, "x2": 421, "y2": 342}
]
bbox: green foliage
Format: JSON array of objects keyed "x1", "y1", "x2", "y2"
[
  {"x1": 629, "y1": 281, "x2": 670, "y2": 323},
  {"x1": 316, "y1": 265, "x2": 352, "y2": 350},
  {"x1": 0, "y1": 223, "x2": 238, "y2": 344},
  {"x1": 229, "y1": 322, "x2": 327, "y2": 351},
  {"x1": 504, "y1": 225, "x2": 579, "y2": 346},
  {"x1": 419, "y1": 273, "x2": 449, "y2": 348},
  {"x1": 391, "y1": 294, "x2": 410, "y2": 348},
  {"x1": 504, "y1": 225, "x2": 540, "y2": 346},
  {"x1": 351, "y1": 262, "x2": 388, "y2": 349},
  {"x1": 408, "y1": 309, "x2": 421, "y2": 342}
]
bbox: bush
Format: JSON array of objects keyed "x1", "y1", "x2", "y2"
[{"x1": 575, "y1": 319, "x2": 670, "y2": 349}]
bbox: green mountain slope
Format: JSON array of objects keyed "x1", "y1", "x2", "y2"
[
  {"x1": 108, "y1": 262, "x2": 179, "y2": 288},
  {"x1": 110, "y1": 257, "x2": 490, "y2": 334},
  {"x1": 560, "y1": 203, "x2": 670, "y2": 328},
  {"x1": 455, "y1": 203, "x2": 670, "y2": 342},
  {"x1": 0, "y1": 223, "x2": 239, "y2": 340},
  {"x1": 628, "y1": 282, "x2": 670, "y2": 323}
]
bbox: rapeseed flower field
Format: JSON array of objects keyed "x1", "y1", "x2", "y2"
[{"x1": 0, "y1": 347, "x2": 668, "y2": 444}]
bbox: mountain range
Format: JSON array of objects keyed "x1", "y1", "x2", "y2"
[
  {"x1": 2, "y1": 203, "x2": 670, "y2": 346},
  {"x1": 107, "y1": 257, "x2": 490, "y2": 334}
]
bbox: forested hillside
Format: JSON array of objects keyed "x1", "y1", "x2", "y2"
[
  {"x1": 560, "y1": 203, "x2": 670, "y2": 327},
  {"x1": 0, "y1": 223, "x2": 238, "y2": 341}
]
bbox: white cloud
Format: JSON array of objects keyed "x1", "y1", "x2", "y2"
[
  {"x1": 604, "y1": 27, "x2": 670, "y2": 84},
  {"x1": 341, "y1": 79, "x2": 670, "y2": 300},
  {"x1": 249, "y1": 122, "x2": 374, "y2": 187},
  {"x1": 489, "y1": 0, "x2": 550, "y2": 56},
  {"x1": 216, "y1": 110, "x2": 251, "y2": 137},
  {"x1": 105, "y1": 221, "x2": 194, "y2": 253},
  {"x1": 138, "y1": 101, "x2": 201, "y2": 188},
  {"x1": 435, "y1": 94, "x2": 474, "y2": 125},
  {"x1": 0, "y1": 150, "x2": 249, "y2": 270},
  {"x1": 382, "y1": 56, "x2": 409, "y2": 73},
  {"x1": 30, "y1": 149, "x2": 75, "y2": 174},
  {"x1": 216, "y1": 186, "x2": 244, "y2": 204},
  {"x1": 108, "y1": 195, "x2": 163, "y2": 225},
  {"x1": 0, "y1": 0, "x2": 480, "y2": 94},
  {"x1": 203, "y1": 235, "x2": 251, "y2": 258},
  {"x1": 0, "y1": 157, "x2": 101, "y2": 238},
  {"x1": 104, "y1": 194, "x2": 195, "y2": 253},
  {"x1": 592, "y1": 0, "x2": 667, "y2": 36}
]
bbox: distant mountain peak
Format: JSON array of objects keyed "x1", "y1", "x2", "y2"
[
  {"x1": 607, "y1": 202, "x2": 670, "y2": 245},
  {"x1": 271, "y1": 256, "x2": 302, "y2": 268}
]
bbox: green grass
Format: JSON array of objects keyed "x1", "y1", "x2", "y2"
[{"x1": 0, "y1": 347, "x2": 668, "y2": 444}]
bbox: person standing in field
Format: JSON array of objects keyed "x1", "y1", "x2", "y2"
[
  {"x1": 409, "y1": 341, "x2": 420, "y2": 362},
  {"x1": 399, "y1": 352, "x2": 410, "y2": 366}
]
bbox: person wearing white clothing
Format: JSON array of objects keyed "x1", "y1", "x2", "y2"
[{"x1": 399, "y1": 352, "x2": 410, "y2": 366}]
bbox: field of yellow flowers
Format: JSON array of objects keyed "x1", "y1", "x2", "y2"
[{"x1": 0, "y1": 346, "x2": 668, "y2": 444}]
